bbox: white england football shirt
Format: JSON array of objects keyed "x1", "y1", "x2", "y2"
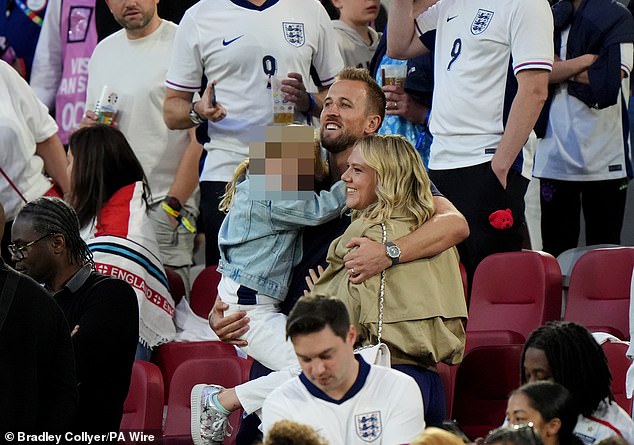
[
  {"x1": 166, "y1": 0, "x2": 343, "y2": 182},
  {"x1": 415, "y1": 0, "x2": 553, "y2": 170},
  {"x1": 262, "y1": 357, "x2": 425, "y2": 444}
]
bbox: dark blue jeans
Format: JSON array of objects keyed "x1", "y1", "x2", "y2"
[{"x1": 392, "y1": 364, "x2": 446, "y2": 427}]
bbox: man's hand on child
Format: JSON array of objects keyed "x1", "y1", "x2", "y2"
[{"x1": 208, "y1": 297, "x2": 250, "y2": 346}]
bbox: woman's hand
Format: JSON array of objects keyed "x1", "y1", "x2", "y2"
[{"x1": 383, "y1": 85, "x2": 429, "y2": 125}]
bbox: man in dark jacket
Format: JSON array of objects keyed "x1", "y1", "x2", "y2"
[
  {"x1": 10, "y1": 197, "x2": 138, "y2": 436},
  {"x1": 0, "y1": 201, "x2": 77, "y2": 434}
]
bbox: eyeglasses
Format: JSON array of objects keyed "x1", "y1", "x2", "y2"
[{"x1": 8, "y1": 233, "x2": 54, "y2": 260}]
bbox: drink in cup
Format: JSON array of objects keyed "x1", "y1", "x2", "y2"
[
  {"x1": 381, "y1": 64, "x2": 407, "y2": 88},
  {"x1": 271, "y1": 76, "x2": 294, "y2": 125},
  {"x1": 94, "y1": 85, "x2": 119, "y2": 126}
]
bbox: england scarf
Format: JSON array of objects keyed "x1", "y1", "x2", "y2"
[{"x1": 83, "y1": 182, "x2": 176, "y2": 348}]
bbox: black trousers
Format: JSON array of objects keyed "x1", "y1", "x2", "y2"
[
  {"x1": 539, "y1": 178, "x2": 628, "y2": 258},
  {"x1": 199, "y1": 181, "x2": 228, "y2": 267},
  {"x1": 429, "y1": 162, "x2": 529, "y2": 285}
]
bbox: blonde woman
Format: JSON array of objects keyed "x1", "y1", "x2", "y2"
[{"x1": 311, "y1": 134, "x2": 468, "y2": 426}]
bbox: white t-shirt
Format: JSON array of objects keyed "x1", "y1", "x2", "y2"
[
  {"x1": 165, "y1": 0, "x2": 343, "y2": 182},
  {"x1": 86, "y1": 20, "x2": 193, "y2": 203},
  {"x1": 575, "y1": 399, "x2": 634, "y2": 445},
  {"x1": 533, "y1": 29, "x2": 633, "y2": 182},
  {"x1": 262, "y1": 357, "x2": 425, "y2": 444},
  {"x1": 415, "y1": 0, "x2": 553, "y2": 170},
  {"x1": 0, "y1": 60, "x2": 57, "y2": 221}
]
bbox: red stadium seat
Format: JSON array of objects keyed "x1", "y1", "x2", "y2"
[
  {"x1": 120, "y1": 361, "x2": 164, "y2": 437},
  {"x1": 557, "y1": 244, "x2": 619, "y2": 289},
  {"x1": 154, "y1": 341, "x2": 241, "y2": 396},
  {"x1": 166, "y1": 268, "x2": 186, "y2": 307},
  {"x1": 163, "y1": 358, "x2": 249, "y2": 445},
  {"x1": 602, "y1": 341, "x2": 633, "y2": 416},
  {"x1": 452, "y1": 345, "x2": 523, "y2": 441},
  {"x1": 190, "y1": 266, "x2": 222, "y2": 319},
  {"x1": 466, "y1": 250, "x2": 562, "y2": 352},
  {"x1": 564, "y1": 247, "x2": 634, "y2": 340}
]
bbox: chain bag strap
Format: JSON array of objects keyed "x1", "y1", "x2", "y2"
[{"x1": 354, "y1": 223, "x2": 391, "y2": 367}]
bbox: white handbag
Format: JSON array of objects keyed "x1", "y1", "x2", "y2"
[
  {"x1": 354, "y1": 223, "x2": 392, "y2": 367},
  {"x1": 356, "y1": 343, "x2": 391, "y2": 367}
]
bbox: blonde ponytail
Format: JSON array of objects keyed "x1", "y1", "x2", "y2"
[{"x1": 219, "y1": 159, "x2": 250, "y2": 212}]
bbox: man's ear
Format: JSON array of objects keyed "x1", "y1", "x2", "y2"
[
  {"x1": 364, "y1": 115, "x2": 382, "y2": 134},
  {"x1": 50, "y1": 233, "x2": 67, "y2": 255},
  {"x1": 347, "y1": 324, "x2": 357, "y2": 345}
]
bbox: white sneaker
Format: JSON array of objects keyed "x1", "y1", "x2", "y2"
[{"x1": 191, "y1": 384, "x2": 233, "y2": 445}]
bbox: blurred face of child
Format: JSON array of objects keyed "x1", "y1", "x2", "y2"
[
  {"x1": 341, "y1": 145, "x2": 377, "y2": 210},
  {"x1": 249, "y1": 125, "x2": 315, "y2": 200}
]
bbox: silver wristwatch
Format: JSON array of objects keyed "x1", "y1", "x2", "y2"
[
  {"x1": 385, "y1": 241, "x2": 401, "y2": 266},
  {"x1": 189, "y1": 101, "x2": 206, "y2": 125}
]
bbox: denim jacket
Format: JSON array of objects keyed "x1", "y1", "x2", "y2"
[{"x1": 218, "y1": 175, "x2": 346, "y2": 301}]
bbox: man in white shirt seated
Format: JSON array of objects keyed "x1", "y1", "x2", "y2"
[{"x1": 261, "y1": 296, "x2": 425, "y2": 444}]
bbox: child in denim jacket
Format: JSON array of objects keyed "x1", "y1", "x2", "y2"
[{"x1": 216, "y1": 125, "x2": 346, "y2": 370}]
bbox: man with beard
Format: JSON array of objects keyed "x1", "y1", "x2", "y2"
[{"x1": 192, "y1": 67, "x2": 469, "y2": 445}]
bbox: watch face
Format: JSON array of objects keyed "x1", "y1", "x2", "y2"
[{"x1": 387, "y1": 245, "x2": 400, "y2": 258}]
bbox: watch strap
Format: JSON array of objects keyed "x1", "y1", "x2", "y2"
[
  {"x1": 386, "y1": 241, "x2": 400, "y2": 266},
  {"x1": 189, "y1": 101, "x2": 206, "y2": 125}
]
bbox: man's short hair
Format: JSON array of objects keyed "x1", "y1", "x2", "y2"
[
  {"x1": 286, "y1": 296, "x2": 350, "y2": 341},
  {"x1": 336, "y1": 67, "x2": 386, "y2": 122}
]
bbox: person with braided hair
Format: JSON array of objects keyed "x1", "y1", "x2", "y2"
[
  {"x1": 11, "y1": 196, "x2": 138, "y2": 436},
  {"x1": 0, "y1": 200, "x2": 78, "y2": 434},
  {"x1": 522, "y1": 321, "x2": 634, "y2": 444}
]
